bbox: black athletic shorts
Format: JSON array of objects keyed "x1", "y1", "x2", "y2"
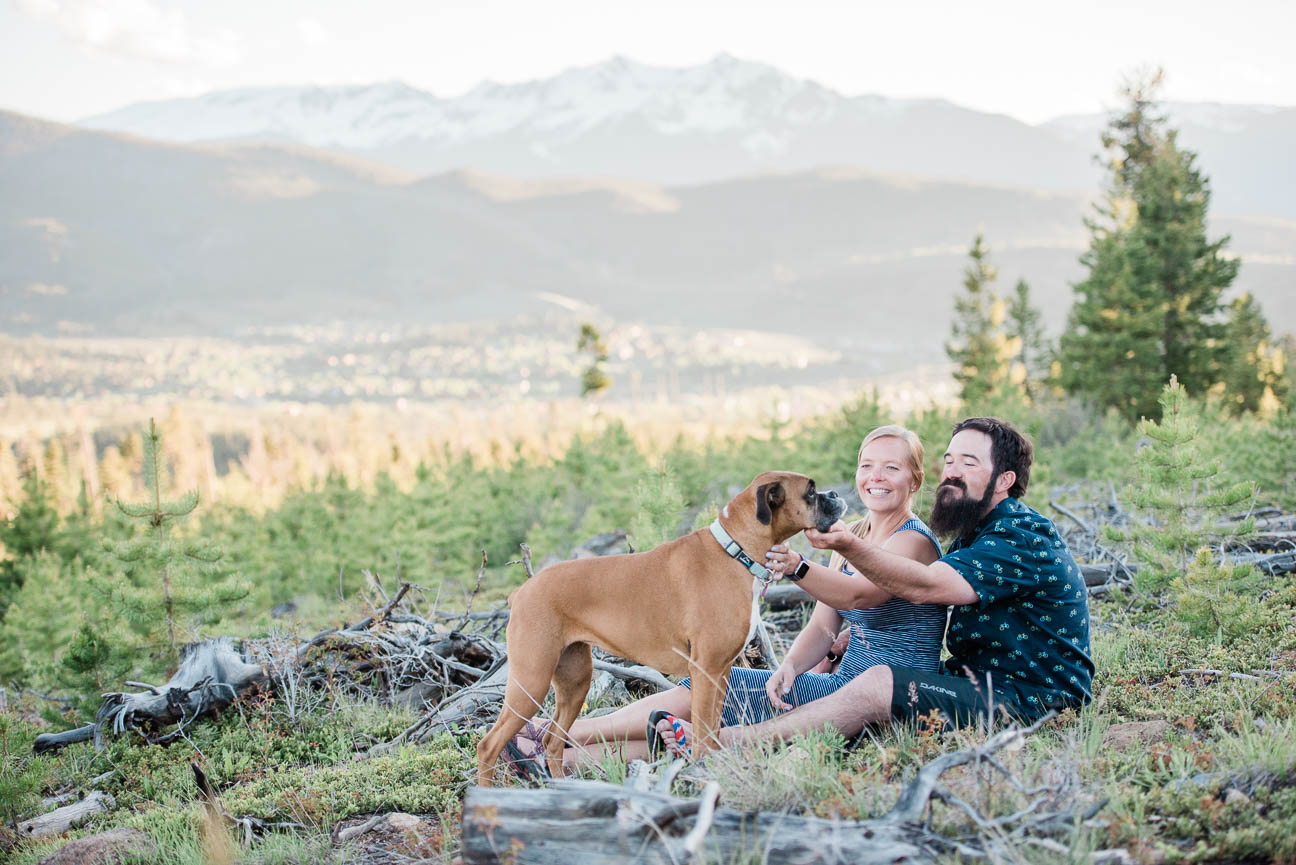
[{"x1": 888, "y1": 666, "x2": 1049, "y2": 728}]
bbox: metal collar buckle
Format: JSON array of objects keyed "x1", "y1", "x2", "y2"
[{"x1": 709, "y1": 520, "x2": 772, "y2": 590}]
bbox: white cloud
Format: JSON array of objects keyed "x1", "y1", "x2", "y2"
[{"x1": 16, "y1": 0, "x2": 245, "y2": 67}]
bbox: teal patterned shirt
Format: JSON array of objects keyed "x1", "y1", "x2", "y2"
[{"x1": 941, "y1": 497, "x2": 1094, "y2": 714}]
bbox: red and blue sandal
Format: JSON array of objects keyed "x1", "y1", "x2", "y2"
[{"x1": 646, "y1": 709, "x2": 693, "y2": 759}]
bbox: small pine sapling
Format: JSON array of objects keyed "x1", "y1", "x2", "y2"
[
  {"x1": 1108, "y1": 377, "x2": 1256, "y2": 593},
  {"x1": 1169, "y1": 548, "x2": 1268, "y2": 642},
  {"x1": 91, "y1": 418, "x2": 249, "y2": 662}
]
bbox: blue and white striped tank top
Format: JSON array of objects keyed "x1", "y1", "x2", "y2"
[
  {"x1": 834, "y1": 517, "x2": 946, "y2": 677},
  {"x1": 685, "y1": 516, "x2": 948, "y2": 727}
]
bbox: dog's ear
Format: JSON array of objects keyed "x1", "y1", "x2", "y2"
[{"x1": 754, "y1": 482, "x2": 785, "y2": 526}]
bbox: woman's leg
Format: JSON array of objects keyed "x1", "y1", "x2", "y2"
[{"x1": 561, "y1": 684, "x2": 693, "y2": 746}]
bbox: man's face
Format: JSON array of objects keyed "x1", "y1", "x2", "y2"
[
  {"x1": 938, "y1": 429, "x2": 996, "y2": 502},
  {"x1": 929, "y1": 429, "x2": 999, "y2": 539}
]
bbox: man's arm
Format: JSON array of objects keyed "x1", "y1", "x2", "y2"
[{"x1": 804, "y1": 523, "x2": 979, "y2": 606}]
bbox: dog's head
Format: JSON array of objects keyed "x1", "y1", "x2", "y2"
[{"x1": 741, "y1": 471, "x2": 846, "y2": 540}]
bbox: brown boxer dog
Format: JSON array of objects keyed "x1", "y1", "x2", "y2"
[{"x1": 476, "y1": 471, "x2": 844, "y2": 784}]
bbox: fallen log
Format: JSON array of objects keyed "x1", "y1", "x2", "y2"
[
  {"x1": 17, "y1": 791, "x2": 114, "y2": 839},
  {"x1": 1229, "y1": 548, "x2": 1296, "y2": 576},
  {"x1": 34, "y1": 638, "x2": 266, "y2": 754},
  {"x1": 461, "y1": 718, "x2": 1073, "y2": 865}
]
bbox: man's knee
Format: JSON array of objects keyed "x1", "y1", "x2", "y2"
[{"x1": 835, "y1": 665, "x2": 894, "y2": 721}]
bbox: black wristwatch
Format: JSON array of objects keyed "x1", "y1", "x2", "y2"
[{"x1": 788, "y1": 557, "x2": 811, "y2": 582}]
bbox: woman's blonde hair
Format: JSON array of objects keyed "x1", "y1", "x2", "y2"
[{"x1": 827, "y1": 424, "x2": 926, "y2": 574}]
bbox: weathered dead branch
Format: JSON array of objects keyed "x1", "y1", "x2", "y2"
[
  {"x1": 460, "y1": 715, "x2": 1097, "y2": 865},
  {"x1": 17, "y1": 792, "x2": 114, "y2": 839}
]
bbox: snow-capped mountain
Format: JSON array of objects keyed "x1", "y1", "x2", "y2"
[
  {"x1": 83, "y1": 55, "x2": 872, "y2": 151},
  {"x1": 77, "y1": 54, "x2": 1295, "y2": 216},
  {"x1": 78, "y1": 54, "x2": 1096, "y2": 190}
]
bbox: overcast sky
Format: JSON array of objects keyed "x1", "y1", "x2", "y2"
[{"x1": 2, "y1": 0, "x2": 1293, "y2": 125}]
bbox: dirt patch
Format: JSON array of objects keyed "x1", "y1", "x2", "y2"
[
  {"x1": 35, "y1": 828, "x2": 154, "y2": 865},
  {"x1": 1103, "y1": 719, "x2": 1172, "y2": 751},
  {"x1": 332, "y1": 812, "x2": 448, "y2": 864}
]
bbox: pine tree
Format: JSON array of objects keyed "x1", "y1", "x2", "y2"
[
  {"x1": 627, "y1": 463, "x2": 687, "y2": 552},
  {"x1": 1219, "y1": 293, "x2": 1288, "y2": 415},
  {"x1": 577, "y1": 323, "x2": 612, "y2": 398},
  {"x1": 1169, "y1": 548, "x2": 1267, "y2": 641},
  {"x1": 90, "y1": 419, "x2": 248, "y2": 658},
  {"x1": 0, "y1": 473, "x2": 63, "y2": 611},
  {"x1": 0, "y1": 439, "x2": 21, "y2": 521},
  {"x1": 1004, "y1": 278, "x2": 1050, "y2": 400},
  {"x1": 1107, "y1": 376, "x2": 1254, "y2": 593},
  {"x1": 945, "y1": 235, "x2": 1012, "y2": 405},
  {"x1": 1058, "y1": 71, "x2": 1239, "y2": 421},
  {"x1": 41, "y1": 437, "x2": 73, "y2": 512}
]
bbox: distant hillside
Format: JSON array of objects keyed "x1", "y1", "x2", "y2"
[
  {"x1": 77, "y1": 56, "x2": 1296, "y2": 219},
  {"x1": 2, "y1": 111, "x2": 1293, "y2": 372}
]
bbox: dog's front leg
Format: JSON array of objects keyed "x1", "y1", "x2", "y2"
[{"x1": 687, "y1": 655, "x2": 731, "y2": 757}]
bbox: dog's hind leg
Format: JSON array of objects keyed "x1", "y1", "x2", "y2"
[
  {"x1": 547, "y1": 641, "x2": 593, "y2": 778},
  {"x1": 475, "y1": 645, "x2": 561, "y2": 786}
]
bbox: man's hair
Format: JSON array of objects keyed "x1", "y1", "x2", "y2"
[{"x1": 952, "y1": 417, "x2": 1033, "y2": 499}]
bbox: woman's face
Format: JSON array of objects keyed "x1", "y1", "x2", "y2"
[{"x1": 855, "y1": 436, "x2": 917, "y2": 515}]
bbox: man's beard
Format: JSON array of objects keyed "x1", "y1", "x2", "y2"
[{"x1": 929, "y1": 472, "x2": 999, "y2": 541}]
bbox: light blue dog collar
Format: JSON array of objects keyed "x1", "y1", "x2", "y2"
[{"x1": 709, "y1": 519, "x2": 772, "y2": 582}]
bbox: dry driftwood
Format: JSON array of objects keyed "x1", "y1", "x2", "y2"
[
  {"x1": 33, "y1": 638, "x2": 266, "y2": 754},
  {"x1": 17, "y1": 791, "x2": 114, "y2": 839},
  {"x1": 32, "y1": 580, "x2": 510, "y2": 755},
  {"x1": 461, "y1": 717, "x2": 1082, "y2": 865}
]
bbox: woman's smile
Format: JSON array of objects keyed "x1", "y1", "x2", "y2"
[{"x1": 855, "y1": 435, "x2": 916, "y2": 514}]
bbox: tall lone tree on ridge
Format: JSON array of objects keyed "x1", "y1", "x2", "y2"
[
  {"x1": 1058, "y1": 70, "x2": 1240, "y2": 421},
  {"x1": 577, "y1": 323, "x2": 612, "y2": 398}
]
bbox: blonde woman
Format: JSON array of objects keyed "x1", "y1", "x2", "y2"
[
  {"x1": 501, "y1": 425, "x2": 945, "y2": 774},
  {"x1": 750, "y1": 424, "x2": 944, "y2": 721},
  {"x1": 678, "y1": 424, "x2": 944, "y2": 733}
]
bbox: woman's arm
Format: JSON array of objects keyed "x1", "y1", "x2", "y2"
[
  {"x1": 767, "y1": 603, "x2": 842, "y2": 710},
  {"x1": 780, "y1": 603, "x2": 842, "y2": 674}
]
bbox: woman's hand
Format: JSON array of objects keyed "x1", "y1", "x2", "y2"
[
  {"x1": 765, "y1": 662, "x2": 797, "y2": 711},
  {"x1": 764, "y1": 545, "x2": 803, "y2": 581},
  {"x1": 805, "y1": 520, "x2": 856, "y2": 553}
]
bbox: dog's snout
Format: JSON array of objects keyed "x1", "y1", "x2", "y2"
[{"x1": 814, "y1": 490, "x2": 846, "y2": 531}]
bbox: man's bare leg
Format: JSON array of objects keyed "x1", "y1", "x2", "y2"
[{"x1": 659, "y1": 666, "x2": 895, "y2": 749}]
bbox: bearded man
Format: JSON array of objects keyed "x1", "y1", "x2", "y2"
[{"x1": 668, "y1": 418, "x2": 1093, "y2": 749}]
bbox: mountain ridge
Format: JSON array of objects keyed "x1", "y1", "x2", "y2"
[
  {"x1": 4, "y1": 109, "x2": 1292, "y2": 369},
  {"x1": 74, "y1": 55, "x2": 1296, "y2": 218}
]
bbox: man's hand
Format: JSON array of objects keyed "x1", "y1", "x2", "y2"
[{"x1": 805, "y1": 520, "x2": 857, "y2": 553}]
